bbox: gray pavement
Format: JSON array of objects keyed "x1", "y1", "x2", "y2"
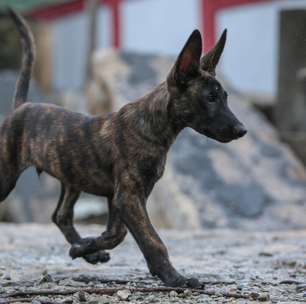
[{"x1": 1, "y1": 224, "x2": 306, "y2": 303}]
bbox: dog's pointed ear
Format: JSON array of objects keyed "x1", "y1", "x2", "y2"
[
  {"x1": 201, "y1": 29, "x2": 227, "y2": 75},
  {"x1": 167, "y1": 30, "x2": 202, "y2": 87}
]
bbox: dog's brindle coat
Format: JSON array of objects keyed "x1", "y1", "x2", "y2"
[{"x1": 1, "y1": 10, "x2": 246, "y2": 287}]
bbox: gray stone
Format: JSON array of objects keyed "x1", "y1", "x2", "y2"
[
  {"x1": 117, "y1": 289, "x2": 131, "y2": 300},
  {"x1": 1, "y1": 224, "x2": 306, "y2": 303},
  {"x1": 169, "y1": 290, "x2": 178, "y2": 297},
  {"x1": 39, "y1": 270, "x2": 53, "y2": 284},
  {"x1": 90, "y1": 49, "x2": 306, "y2": 230},
  {"x1": 78, "y1": 291, "x2": 87, "y2": 302}
]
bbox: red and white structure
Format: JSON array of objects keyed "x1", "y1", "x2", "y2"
[{"x1": 27, "y1": 0, "x2": 306, "y2": 96}]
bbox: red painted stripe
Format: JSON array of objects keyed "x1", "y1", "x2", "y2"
[
  {"x1": 27, "y1": 0, "x2": 114, "y2": 20},
  {"x1": 27, "y1": 0, "x2": 85, "y2": 20},
  {"x1": 28, "y1": 0, "x2": 121, "y2": 49},
  {"x1": 107, "y1": 0, "x2": 121, "y2": 48},
  {"x1": 201, "y1": 0, "x2": 217, "y2": 53}
]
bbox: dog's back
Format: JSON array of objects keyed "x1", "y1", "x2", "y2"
[
  {"x1": 2, "y1": 101, "x2": 115, "y2": 195},
  {"x1": 0, "y1": 10, "x2": 117, "y2": 197}
]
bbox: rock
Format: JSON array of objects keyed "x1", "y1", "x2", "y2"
[
  {"x1": 117, "y1": 289, "x2": 131, "y2": 300},
  {"x1": 61, "y1": 299, "x2": 73, "y2": 304},
  {"x1": 145, "y1": 294, "x2": 156, "y2": 302},
  {"x1": 259, "y1": 252, "x2": 274, "y2": 257},
  {"x1": 39, "y1": 270, "x2": 53, "y2": 284},
  {"x1": 78, "y1": 291, "x2": 87, "y2": 302},
  {"x1": 89, "y1": 49, "x2": 306, "y2": 230},
  {"x1": 169, "y1": 290, "x2": 178, "y2": 297},
  {"x1": 3, "y1": 273, "x2": 11, "y2": 280},
  {"x1": 32, "y1": 297, "x2": 53, "y2": 304},
  {"x1": 258, "y1": 293, "x2": 270, "y2": 301},
  {"x1": 97, "y1": 297, "x2": 112, "y2": 304},
  {"x1": 247, "y1": 291, "x2": 258, "y2": 300},
  {"x1": 182, "y1": 289, "x2": 192, "y2": 297}
]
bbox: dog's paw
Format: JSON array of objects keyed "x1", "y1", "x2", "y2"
[
  {"x1": 186, "y1": 277, "x2": 201, "y2": 289},
  {"x1": 163, "y1": 274, "x2": 187, "y2": 287},
  {"x1": 69, "y1": 238, "x2": 96, "y2": 259},
  {"x1": 83, "y1": 250, "x2": 110, "y2": 264},
  {"x1": 165, "y1": 275, "x2": 201, "y2": 288},
  {"x1": 69, "y1": 244, "x2": 83, "y2": 259}
]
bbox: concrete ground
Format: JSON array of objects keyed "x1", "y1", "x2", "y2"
[{"x1": 1, "y1": 224, "x2": 306, "y2": 303}]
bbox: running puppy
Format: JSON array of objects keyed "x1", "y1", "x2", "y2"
[{"x1": 1, "y1": 9, "x2": 246, "y2": 287}]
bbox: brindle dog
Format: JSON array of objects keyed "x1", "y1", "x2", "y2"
[{"x1": 1, "y1": 10, "x2": 246, "y2": 287}]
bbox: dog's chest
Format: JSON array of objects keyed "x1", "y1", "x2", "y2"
[{"x1": 136, "y1": 154, "x2": 166, "y2": 195}]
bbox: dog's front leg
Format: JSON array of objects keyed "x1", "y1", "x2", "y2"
[{"x1": 115, "y1": 180, "x2": 200, "y2": 288}]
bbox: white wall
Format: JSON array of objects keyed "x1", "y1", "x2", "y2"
[{"x1": 122, "y1": 0, "x2": 200, "y2": 55}]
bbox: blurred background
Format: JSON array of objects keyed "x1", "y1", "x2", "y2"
[{"x1": 0, "y1": 0, "x2": 306, "y2": 232}]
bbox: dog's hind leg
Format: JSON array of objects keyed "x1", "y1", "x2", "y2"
[
  {"x1": 69, "y1": 196, "x2": 127, "y2": 259},
  {"x1": 52, "y1": 183, "x2": 110, "y2": 264},
  {"x1": 0, "y1": 179, "x2": 17, "y2": 202},
  {"x1": 0, "y1": 165, "x2": 20, "y2": 203},
  {"x1": 52, "y1": 184, "x2": 80, "y2": 243}
]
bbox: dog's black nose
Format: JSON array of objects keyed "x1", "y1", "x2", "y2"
[{"x1": 233, "y1": 125, "x2": 247, "y2": 138}]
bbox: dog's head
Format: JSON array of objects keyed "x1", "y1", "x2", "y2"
[{"x1": 167, "y1": 30, "x2": 246, "y2": 143}]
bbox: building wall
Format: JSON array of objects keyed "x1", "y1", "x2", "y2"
[
  {"x1": 50, "y1": 0, "x2": 306, "y2": 97},
  {"x1": 218, "y1": 0, "x2": 306, "y2": 96},
  {"x1": 122, "y1": 0, "x2": 200, "y2": 55},
  {"x1": 51, "y1": 6, "x2": 111, "y2": 90}
]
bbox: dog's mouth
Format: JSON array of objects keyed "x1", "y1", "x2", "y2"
[
  {"x1": 202, "y1": 129, "x2": 246, "y2": 143},
  {"x1": 215, "y1": 136, "x2": 234, "y2": 143}
]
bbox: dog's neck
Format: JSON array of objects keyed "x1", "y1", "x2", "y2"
[{"x1": 119, "y1": 82, "x2": 183, "y2": 149}]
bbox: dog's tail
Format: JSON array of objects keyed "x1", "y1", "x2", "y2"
[{"x1": 8, "y1": 8, "x2": 36, "y2": 109}]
